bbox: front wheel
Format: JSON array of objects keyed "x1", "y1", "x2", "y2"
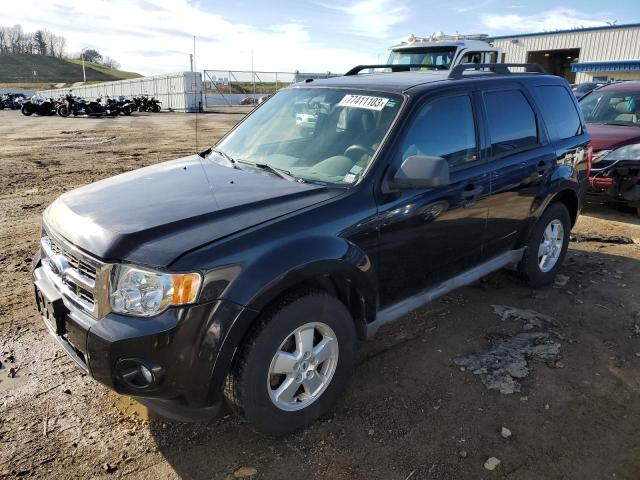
[
  {"x1": 225, "y1": 292, "x2": 357, "y2": 436},
  {"x1": 21, "y1": 105, "x2": 33, "y2": 116},
  {"x1": 57, "y1": 105, "x2": 70, "y2": 117},
  {"x1": 518, "y1": 202, "x2": 571, "y2": 287}
]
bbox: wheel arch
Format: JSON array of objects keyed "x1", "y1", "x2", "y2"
[{"x1": 206, "y1": 238, "x2": 378, "y2": 403}]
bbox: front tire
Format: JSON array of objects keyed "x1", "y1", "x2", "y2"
[
  {"x1": 21, "y1": 105, "x2": 33, "y2": 116},
  {"x1": 225, "y1": 292, "x2": 357, "y2": 436},
  {"x1": 518, "y1": 202, "x2": 571, "y2": 287},
  {"x1": 57, "y1": 105, "x2": 70, "y2": 117}
]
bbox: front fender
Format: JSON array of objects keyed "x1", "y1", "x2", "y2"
[{"x1": 204, "y1": 235, "x2": 377, "y2": 403}]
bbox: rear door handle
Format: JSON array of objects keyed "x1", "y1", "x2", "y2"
[
  {"x1": 461, "y1": 184, "x2": 484, "y2": 200},
  {"x1": 536, "y1": 160, "x2": 552, "y2": 175}
]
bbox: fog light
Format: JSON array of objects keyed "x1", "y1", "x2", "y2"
[{"x1": 115, "y1": 358, "x2": 164, "y2": 390}]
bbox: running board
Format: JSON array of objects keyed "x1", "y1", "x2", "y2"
[{"x1": 367, "y1": 249, "x2": 524, "y2": 337}]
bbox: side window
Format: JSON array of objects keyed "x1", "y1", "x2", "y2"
[
  {"x1": 485, "y1": 52, "x2": 498, "y2": 64},
  {"x1": 401, "y1": 95, "x2": 477, "y2": 168},
  {"x1": 535, "y1": 85, "x2": 582, "y2": 140},
  {"x1": 484, "y1": 90, "x2": 538, "y2": 156},
  {"x1": 461, "y1": 52, "x2": 482, "y2": 64}
]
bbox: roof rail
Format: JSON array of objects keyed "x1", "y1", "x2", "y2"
[
  {"x1": 344, "y1": 64, "x2": 440, "y2": 76},
  {"x1": 448, "y1": 63, "x2": 546, "y2": 80}
]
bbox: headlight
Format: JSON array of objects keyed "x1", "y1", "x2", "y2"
[
  {"x1": 109, "y1": 265, "x2": 201, "y2": 317},
  {"x1": 601, "y1": 143, "x2": 640, "y2": 162},
  {"x1": 591, "y1": 149, "x2": 611, "y2": 164}
]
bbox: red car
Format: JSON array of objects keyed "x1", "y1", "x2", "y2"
[{"x1": 579, "y1": 82, "x2": 640, "y2": 214}]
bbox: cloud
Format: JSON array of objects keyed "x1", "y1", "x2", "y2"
[
  {"x1": 1, "y1": 0, "x2": 378, "y2": 75},
  {"x1": 481, "y1": 8, "x2": 611, "y2": 33},
  {"x1": 315, "y1": 0, "x2": 409, "y2": 39},
  {"x1": 452, "y1": 0, "x2": 494, "y2": 14}
]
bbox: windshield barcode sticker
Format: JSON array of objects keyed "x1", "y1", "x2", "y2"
[{"x1": 338, "y1": 94, "x2": 390, "y2": 111}]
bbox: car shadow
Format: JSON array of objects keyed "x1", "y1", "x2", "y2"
[
  {"x1": 584, "y1": 197, "x2": 640, "y2": 225},
  {"x1": 146, "y1": 245, "x2": 640, "y2": 479}
]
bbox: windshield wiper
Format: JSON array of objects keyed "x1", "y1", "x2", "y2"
[
  {"x1": 208, "y1": 148, "x2": 241, "y2": 169},
  {"x1": 236, "y1": 159, "x2": 304, "y2": 182}
]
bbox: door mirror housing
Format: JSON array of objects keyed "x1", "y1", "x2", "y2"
[{"x1": 390, "y1": 155, "x2": 450, "y2": 189}]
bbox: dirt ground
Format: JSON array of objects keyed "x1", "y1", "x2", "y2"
[{"x1": 1, "y1": 109, "x2": 640, "y2": 480}]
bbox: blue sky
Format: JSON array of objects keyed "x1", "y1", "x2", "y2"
[{"x1": 2, "y1": 0, "x2": 639, "y2": 75}]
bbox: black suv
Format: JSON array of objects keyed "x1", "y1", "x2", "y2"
[{"x1": 33, "y1": 64, "x2": 590, "y2": 435}]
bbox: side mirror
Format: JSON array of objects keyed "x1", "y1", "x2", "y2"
[{"x1": 390, "y1": 155, "x2": 450, "y2": 189}]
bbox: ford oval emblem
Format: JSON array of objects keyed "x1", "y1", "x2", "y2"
[{"x1": 49, "y1": 253, "x2": 69, "y2": 276}]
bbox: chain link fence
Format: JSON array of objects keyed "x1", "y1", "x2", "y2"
[{"x1": 203, "y1": 70, "x2": 338, "y2": 107}]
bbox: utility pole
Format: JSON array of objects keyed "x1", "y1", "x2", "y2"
[
  {"x1": 189, "y1": 53, "x2": 193, "y2": 72},
  {"x1": 81, "y1": 48, "x2": 86, "y2": 83}
]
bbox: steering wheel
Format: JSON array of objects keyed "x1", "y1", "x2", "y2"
[{"x1": 344, "y1": 144, "x2": 375, "y2": 160}]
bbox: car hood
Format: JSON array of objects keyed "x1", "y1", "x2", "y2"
[
  {"x1": 44, "y1": 155, "x2": 341, "y2": 267},
  {"x1": 586, "y1": 124, "x2": 640, "y2": 151}
]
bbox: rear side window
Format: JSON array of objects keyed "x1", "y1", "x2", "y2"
[
  {"x1": 484, "y1": 90, "x2": 538, "y2": 156},
  {"x1": 535, "y1": 85, "x2": 582, "y2": 140},
  {"x1": 401, "y1": 95, "x2": 477, "y2": 168}
]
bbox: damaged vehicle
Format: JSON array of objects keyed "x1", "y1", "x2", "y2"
[
  {"x1": 579, "y1": 82, "x2": 640, "y2": 214},
  {"x1": 33, "y1": 63, "x2": 589, "y2": 435}
]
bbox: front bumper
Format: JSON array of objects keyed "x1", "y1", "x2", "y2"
[{"x1": 33, "y1": 255, "x2": 246, "y2": 422}]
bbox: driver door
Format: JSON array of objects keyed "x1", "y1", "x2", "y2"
[{"x1": 376, "y1": 91, "x2": 490, "y2": 308}]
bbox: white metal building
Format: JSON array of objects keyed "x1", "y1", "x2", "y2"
[
  {"x1": 38, "y1": 72, "x2": 203, "y2": 112},
  {"x1": 490, "y1": 23, "x2": 640, "y2": 83}
]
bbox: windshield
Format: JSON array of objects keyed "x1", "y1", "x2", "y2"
[
  {"x1": 579, "y1": 89, "x2": 640, "y2": 127},
  {"x1": 387, "y1": 47, "x2": 457, "y2": 69},
  {"x1": 215, "y1": 88, "x2": 403, "y2": 185}
]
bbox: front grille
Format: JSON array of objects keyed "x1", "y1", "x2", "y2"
[{"x1": 41, "y1": 226, "x2": 108, "y2": 319}]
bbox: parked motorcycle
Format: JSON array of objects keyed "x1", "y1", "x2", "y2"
[
  {"x1": 1, "y1": 93, "x2": 26, "y2": 110},
  {"x1": 21, "y1": 96, "x2": 57, "y2": 116},
  {"x1": 56, "y1": 92, "x2": 86, "y2": 117},
  {"x1": 133, "y1": 95, "x2": 161, "y2": 112}
]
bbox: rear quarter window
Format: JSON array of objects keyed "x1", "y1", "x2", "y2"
[{"x1": 535, "y1": 85, "x2": 582, "y2": 141}]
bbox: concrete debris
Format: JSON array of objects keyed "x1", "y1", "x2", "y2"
[
  {"x1": 233, "y1": 467, "x2": 258, "y2": 478},
  {"x1": 501, "y1": 427, "x2": 512, "y2": 439},
  {"x1": 554, "y1": 274, "x2": 570, "y2": 288},
  {"x1": 570, "y1": 233, "x2": 636, "y2": 244},
  {"x1": 484, "y1": 457, "x2": 501, "y2": 471},
  {"x1": 492, "y1": 305, "x2": 555, "y2": 330},
  {"x1": 458, "y1": 450, "x2": 468, "y2": 458},
  {"x1": 454, "y1": 333, "x2": 561, "y2": 394}
]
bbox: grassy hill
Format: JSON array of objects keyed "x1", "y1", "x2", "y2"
[
  {"x1": 0, "y1": 54, "x2": 142, "y2": 84},
  {"x1": 68, "y1": 59, "x2": 141, "y2": 80}
]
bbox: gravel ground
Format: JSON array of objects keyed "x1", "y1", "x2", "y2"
[{"x1": 1, "y1": 109, "x2": 640, "y2": 480}]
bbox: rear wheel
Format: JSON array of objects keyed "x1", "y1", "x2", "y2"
[
  {"x1": 225, "y1": 292, "x2": 357, "y2": 436},
  {"x1": 518, "y1": 202, "x2": 571, "y2": 287},
  {"x1": 57, "y1": 105, "x2": 70, "y2": 117}
]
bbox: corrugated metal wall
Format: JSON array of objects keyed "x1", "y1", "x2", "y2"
[
  {"x1": 37, "y1": 72, "x2": 203, "y2": 112},
  {"x1": 493, "y1": 26, "x2": 640, "y2": 82}
]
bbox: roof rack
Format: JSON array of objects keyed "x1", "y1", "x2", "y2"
[
  {"x1": 448, "y1": 63, "x2": 546, "y2": 79},
  {"x1": 344, "y1": 64, "x2": 436, "y2": 76}
]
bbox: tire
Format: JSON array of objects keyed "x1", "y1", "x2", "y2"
[
  {"x1": 152, "y1": 104, "x2": 161, "y2": 113},
  {"x1": 518, "y1": 202, "x2": 571, "y2": 287},
  {"x1": 57, "y1": 105, "x2": 70, "y2": 117},
  {"x1": 225, "y1": 291, "x2": 357, "y2": 436},
  {"x1": 21, "y1": 105, "x2": 33, "y2": 116}
]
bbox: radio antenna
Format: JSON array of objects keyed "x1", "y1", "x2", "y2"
[{"x1": 193, "y1": 34, "x2": 198, "y2": 153}]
